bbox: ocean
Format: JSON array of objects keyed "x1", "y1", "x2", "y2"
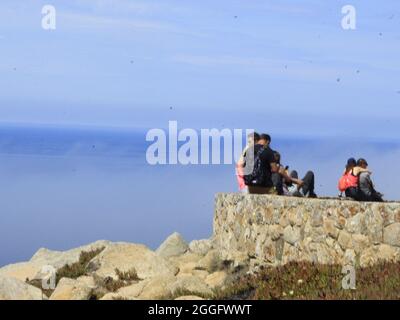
[{"x1": 0, "y1": 124, "x2": 399, "y2": 266}]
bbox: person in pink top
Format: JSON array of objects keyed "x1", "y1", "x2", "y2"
[{"x1": 236, "y1": 132, "x2": 260, "y2": 193}]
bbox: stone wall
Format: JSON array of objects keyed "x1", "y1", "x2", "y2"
[{"x1": 213, "y1": 193, "x2": 400, "y2": 267}]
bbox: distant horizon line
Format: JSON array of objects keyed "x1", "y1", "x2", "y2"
[{"x1": 0, "y1": 120, "x2": 399, "y2": 146}]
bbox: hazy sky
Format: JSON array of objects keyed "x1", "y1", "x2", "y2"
[
  {"x1": 0, "y1": 0, "x2": 399, "y2": 139},
  {"x1": 1, "y1": 2, "x2": 400, "y2": 264}
]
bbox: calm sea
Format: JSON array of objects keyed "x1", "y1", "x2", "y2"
[{"x1": 0, "y1": 124, "x2": 398, "y2": 266}]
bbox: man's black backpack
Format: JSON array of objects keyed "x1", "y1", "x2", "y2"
[{"x1": 244, "y1": 146, "x2": 266, "y2": 186}]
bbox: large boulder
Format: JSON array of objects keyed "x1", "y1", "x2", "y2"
[
  {"x1": 156, "y1": 233, "x2": 189, "y2": 258},
  {"x1": 168, "y1": 252, "x2": 203, "y2": 268},
  {"x1": 0, "y1": 275, "x2": 43, "y2": 300},
  {"x1": 0, "y1": 262, "x2": 42, "y2": 283},
  {"x1": 195, "y1": 250, "x2": 222, "y2": 273},
  {"x1": 167, "y1": 252, "x2": 205, "y2": 279},
  {"x1": 100, "y1": 281, "x2": 148, "y2": 300},
  {"x1": 49, "y1": 278, "x2": 92, "y2": 300},
  {"x1": 138, "y1": 274, "x2": 177, "y2": 299},
  {"x1": 189, "y1": 239, "x2": 213, "y2": 256},
  {"x1": 168, "y1": 275, "x2": 213, "y2": 298},
  {"x1": 0, "y1": 240, "x2": 110, "y2": 282},
  {"x1": 76, "y1": 276, "x2": 97, "y2": 289},
  {"x1": 178, "y1": 262, "x2": 197, "y2": 274},
  {"x1": 30, "y1": 240, "x2": 110, "y2": 268},
  {"x1": 100, "y1": 274, "x2": 177, "y2": 300},
  {"x1": 88, "y1": 243, "x2": 178, "y2": 280}
]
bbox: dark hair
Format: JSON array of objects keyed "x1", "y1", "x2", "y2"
[
  {"x1": 249, "y1": 132, "x2": 260, "y2": 142},
  {"x1": 259, "y1": 133, "x2": 271, "y2": 142},
  {"x1": 347, "y1": 158, "x2": 356, "y2": 166},
  {"x1": 345, "y1": 158, "x2": 357, "y2": 172},
  {"x1": 357, "y1": 158, "x2": 368, "y2": 166}
]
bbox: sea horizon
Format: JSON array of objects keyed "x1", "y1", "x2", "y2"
[{"x1": 1, "y1": 122, "x2": 399, "y2": 267}]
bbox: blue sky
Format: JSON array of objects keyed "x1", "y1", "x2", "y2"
[
  {"x1": 0, "y1": 0, "x2": 399, "y2": 139},
  {"x1": 1, "y1": 1, "x2": 400, "y2": 265}
]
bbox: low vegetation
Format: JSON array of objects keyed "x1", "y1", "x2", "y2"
[
  {"x1": 55, "y1": 247, "x2": 105, "y2": 284},
  {"x1": 115, "y1": 268, "x2": 141, "y2": 282},
  {"x1": 26, "y1": 246, "x2": 400, "y2": 300},
  {"x1": 215, "y1": 261, "x2": 400, "y2": 300},
  {"x1": 89, "y1": 268, "x2": 142, "y2": 300},
  {"x1": 26, "y1": 247, "x2": 105, "y2": 298}
]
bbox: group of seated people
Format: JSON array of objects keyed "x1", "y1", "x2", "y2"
[
  {"x1": 236, "y1": 132, "x2": 317, "y2": 198},
  {"x1": 236, "y1": 132, "x2": 384, "y2": 202},
  {"x1": 339, "y1": 157, "x2": 383, "y2": 202}
]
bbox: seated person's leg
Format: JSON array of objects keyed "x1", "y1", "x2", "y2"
[
  {"x1": 286, "y1": 170, "x2": 302, "y2": 197},
  {"x1": 271, "y1": 172, "x2": 284, "y2": 195},
  {"x1": 301, "y1": 171, "x2": 316, "y2": 197},
  {"x1": 371, "y1": 192, "x2": 384, "y2": 202},
  {"x1": 345, "y1": 187, "x2": 359, "y2": 200}
]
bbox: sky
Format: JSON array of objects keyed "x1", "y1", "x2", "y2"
[
  {"x1": 0, "y1": 0, "x2": 399, "y2": 139},
  {"x1": 0, "y1": 1, "x2": 400, "y2": 265}
]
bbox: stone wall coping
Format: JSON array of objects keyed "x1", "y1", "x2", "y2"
[{"x1": 215, "y1": 193, "x2": 400, "y2": 206}]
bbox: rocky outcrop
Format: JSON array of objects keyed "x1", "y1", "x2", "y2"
[
  {"x1": 49, "y1": 278, "x2": 92, "y2": 300},
  {"x1": 0, "y1": 240, "x2": 111, "y2": 282},
  {"x1": 3, "y1": 194, "x2": 399, "y2": 300},
  {"x1": 0, "y1": 232, "x2": 233, "y2": 300},
  {"x1": 213, "y1": 193, "x2": 400, "y2": 267},
  {"x1": 30, "y1": 240, "x2": 111, "y2": 268},
  {"x1": 189, "y1": 239, "x2": 213, "y2": 256},
  {"x1": 0, "y1": 275, "x2": 43, "y2": 300},
  {"x1": 156, "y1": 232, "x2": 189, "y2": 258},
  {"x1": 88, "y1": 243, "x2": 179, "y2": 279},
  {"x1": 170, "y1": 274, "x2": 213, "y2": 297}
]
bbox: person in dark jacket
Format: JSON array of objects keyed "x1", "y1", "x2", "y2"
[
  {"x1": 244, "y1": 134, "x2": 302, "y2": 194},
  {"x1": 356, "y1": 158, "x2": 384, "y2": 202}
]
